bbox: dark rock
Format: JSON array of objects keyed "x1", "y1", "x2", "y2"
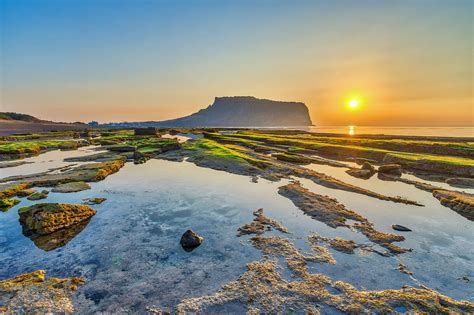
[
  {"x1": 353, "y1": 158, "x2": 378, "y2": 165},
  {"x1": 446, "y1": 177, "x2": 474, "y2": 189},
  {"x1": 17, "y1": 188, "x2": 37, "y2": 197},
  {"x1": 98, "y1": 96, "x2": 313, "y2": 128},
  {"x1": 378, "y1": 164, "x2": 402, "y2": 176},
  {"x1": 346, "y1": 168, "x2": 373, "y2": 179},
  {"x1": 361, "y1": 162, "x2": 376, "y2": 173},
  {"x1": 180, "y1": 229, "x2": 204, "y2": 251},
  {"x1": 134, "y1": 127, "x2": 160, "y2": 136},
  {"x1": 107, "y1": 145, "x2": 136, "y2": 152},
  {"x1": 133, "y1": 150, "x2": 150, "y2": 164},
  {"x1": 392, "y1": 224, "x2": 412, "y2": 232}
]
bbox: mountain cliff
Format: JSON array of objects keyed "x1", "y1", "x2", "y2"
[{"x1": 100, "y1": 96, "x2": 312, "y2": 128}]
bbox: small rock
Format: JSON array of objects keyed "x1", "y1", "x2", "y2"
[
  {"x1": 378, "y1": 164, "x2": 402, "y2": 176},
  {"x1": 83, "y1": 198, "x2": 107, "y2": 205},
  {"x1": 353, "y1": 158, "x2": 378, "y2": 165},
  {"x1": 52, "y1": 181, "x2": 91, "y2": 193},
  {"x1": 17, "y1": 188, "x2": 37, "y2": 197},
  {"x1": 346, "y1": 168, "x2": 373, "y2": 179},
  {"x1": 27, "y1": 190, "x2": 49, "y2": 201},
  {"x1": 361, "y1": 162, "x2": 376, "y2": 173},
  {"x1": 180, "y1": 230, "x2": 204, "y2": 251},
  {"x1": 392, "y1": 224, "x2": 412, "y2": 232}
]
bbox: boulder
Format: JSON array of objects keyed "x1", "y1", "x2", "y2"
[
  {"x1": 378, "y1": 164, "x2": 402, "y2": 176},
  {"x1": 180, "y1": 230, "x2": 204, "y2": 251},
  {"x1": 19, "y1": 203, "x2": 96, "y2": 236}
]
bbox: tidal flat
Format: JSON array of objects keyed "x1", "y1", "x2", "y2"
[{"x1": 0, "y1": 128, "x2": 473, "y2": 313}]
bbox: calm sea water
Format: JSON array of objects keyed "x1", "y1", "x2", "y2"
[
  {"x1": 259, "y1": 126, "x2": 474, "y2": 137},
  {"x1": 1, "y1": 146, "x2": 473, "y2": 312}
]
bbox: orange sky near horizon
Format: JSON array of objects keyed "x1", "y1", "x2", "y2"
[{"x1": 1, "y1": 0, "x2": 472, "y2": 126}]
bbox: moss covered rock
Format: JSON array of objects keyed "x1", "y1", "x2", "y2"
[
  {"x1": 0, "y1": 198, "x2": 20, "y2": 212},
  {"x1": 19, "y1": 203, "x2": 96, "y2": 236},
  {"x1": 26, "y1": 190, "x2": 49, "y2": 201}
]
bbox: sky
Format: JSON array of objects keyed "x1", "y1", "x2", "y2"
[{"x1": 1, "y1": 0, "x2": 472, "y2": 126}]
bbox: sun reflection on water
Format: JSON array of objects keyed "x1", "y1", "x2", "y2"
[{"x1": 348, "y1": 125, "x2": 355, "y2": 135}]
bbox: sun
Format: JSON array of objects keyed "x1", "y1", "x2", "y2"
[{"x1": 348, "y1": 99, "x2": 359, "y2": 109}]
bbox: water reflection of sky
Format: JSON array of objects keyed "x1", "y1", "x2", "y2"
[{"x1": 0, "y1": 148, "x2": 473, "y2": 312}]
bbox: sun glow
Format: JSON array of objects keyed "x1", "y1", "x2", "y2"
[{"x1": 348, "y1": 99, "x2": 359, "y2": 109}]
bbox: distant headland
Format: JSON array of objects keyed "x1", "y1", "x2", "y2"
[{"x1": 93, "y1": 96, "x2": 313, "y2": 128}]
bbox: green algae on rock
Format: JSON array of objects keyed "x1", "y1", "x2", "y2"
[
  {"x1": 19, "y1": 203, "x2": 96, "y2": 236},
  {"x1": 181, "y1": 139, "x2": 422, "y2": 205},
  {"x1": 2, "y1": 159, "x2": 125, "y2": 188},
  {"x1": 0, "y1": 139, "x2": 83, "y2": 160},
  {"x1": 205, "y1": 131, "x2": 474, "y2": 178},
  {"x1": 0, "y1": 198, "x2": 20, "y2": 212},
  {"x1": 26, "y1": 190, "x2": 49, "y2": 201},
  {"x1": 0, "y1": 270, "x2": 85, "y2": 313},
  {"x1": 0, "y1": 183, "x2": 31, "y2": 199}
]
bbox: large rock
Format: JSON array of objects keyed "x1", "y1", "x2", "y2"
[
  {"x1": 378, "y1": 164, "x2": 402, "y2": 176},
  {"x1": 99, "y1": 96, "x2": 313, "y2": 128},
  {"x1": 18, "y1": 203, "x2": 96, "y2": 236},
  {"x1": 180, "y1": 230, "x2": 204, "y2": 251}
]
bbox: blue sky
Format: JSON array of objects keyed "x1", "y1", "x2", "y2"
[{"x1": 1, "y1": 0, "x2": 472, "y2": 125}]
